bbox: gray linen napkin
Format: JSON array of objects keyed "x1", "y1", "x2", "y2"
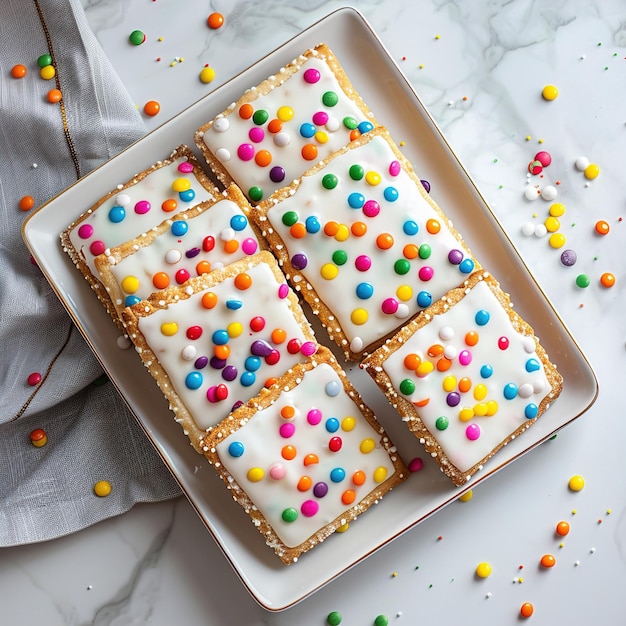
[{"x1": 0, "y1": 0, "x2": 181, "y2": 546}]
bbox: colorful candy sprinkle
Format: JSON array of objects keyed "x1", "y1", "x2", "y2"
[
  {"x1": 29, "y1": 428, "x2": 48, "y2": 448},
  {"x1": 207, "y1": 12, "x2": 225, "y2": 29},
  {"x1": 520, "y1": 602, "x2": 534, "y2": 618},
  {"x1": 129, "y1": 30, "x2": 146, "y2": 45},
  {"x1": 541, "y1": 84, "x2": 559, "y2": 100},
  {"x1": 568, "y1": 474, "x2": 585, "y2": 491},
  {"x1": 475, "y1": 561, "x2": 492, "y2": 578},
  {"x1": 11, "y1": 64, "x2": 27, "y2": 79},
  {"x1": 143, "y1": 100, "x2": 161, "y2": 116},
  {"x1": 94, "y1": 480, "x2": 112, "y2": 497}
]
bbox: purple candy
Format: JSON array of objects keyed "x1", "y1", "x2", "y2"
[
  {"x1": 313, "y1": 482, "x2": 328, "y2": 498},
  {"x1": 210, "y1": 356, "x2": 227, "y2": 369},
  {"x1": 250, "y1": 340, "x2": 273, "y2": 357},
  {"x1": 421, "y1": 179, "x2": 431, "y2": 193},
  {"x1": 446, "y1": 392, "x2": 461, "y2": 407},
  {"x1": 222, "y1": 365, "x2": 238, "y2": 381},
  {"x1": 560, "y1": 249, "x2": 577, "y2": 267},
  {"x1": 185, "y1": 247, "x2": 201, "y2": 258},
  {"x1": 194, "y1": 356, "x2": 209, "y2": 369},
  {"x1": 291, "y1": 253, "x2": 308, "y2": 270}
]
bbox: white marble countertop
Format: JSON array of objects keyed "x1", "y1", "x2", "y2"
[{"x1": 3, "y1": 0, "x2": 626, "y2": 623}]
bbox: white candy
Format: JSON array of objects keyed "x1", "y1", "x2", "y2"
[
  {"x1": 575, "y1": 156, "x2": 590, "y2": 171},
  {"x1": 534, "y1": 223, "x2": 548, "y2": 237},
  {"x1": 213, "y1": 116, "x2": 229, "y2": 132},
  {"x1": 524, "y1": 186, "x2": 540, "y2": 201},
  {"x1": 541, "y1": 185, "x2": 558, "y2": 201},
  {"x1": 521, "y1": 222, "x2": 536, "y2": 236}
]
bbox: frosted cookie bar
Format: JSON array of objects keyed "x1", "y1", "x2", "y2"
[
  {"x1": 194, "y1": 43, "x2": 377, "y2": 203},
  {"x1": 361, "y1": 271, "x2": 563, "y2": 486},
  {"x1": 253, "y1": 127, "x2": 478, "y2": 360},
  {"x1": 122, "y1": 251, "x2": 317, "y2": 452},
  {"x1": 203, "y1": 346, "x2": 408, "y2": 564},
  {"x1": 95, "y1": 185, "x2": 261, "y2": 323},
  {"x1": 61, "y1": 145, "x2": 219, "y2": 326}
]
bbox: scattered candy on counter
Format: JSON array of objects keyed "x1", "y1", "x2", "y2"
[
  {"x1": 520, "y1": 602, "x2": 535, "y2": 618},
  {"x1": 458, "y1": 489, "x2": 473, "y2": 502},
  {"x1": 199, "y1": 65, "x2": 216, "y2": 84},
  {"x1": 40, "y1": 65, "x2": 55, "y2": 80},
  {"x1": 93, "y1": 480, "x2": 112, "y2": 497},
  {"x1": 568, "y1": 474, "x2": 585, "y2": 491},
  {"x1": 29, "y1": 428, "x2": 48, "y2": 448},
  {"x1": 475, "y1": 562, "x2": 492, "y2": 578},
  {"x1": 27, "y1": 372, "x2": 42, "y2": 386},
  {"x1": 19, "y1": 195, "x2": 35, "y2": 212},
  {"x1": 541, "y1": 84, "x2": 559, "y2": 100},
  {"x1": 326, "y1": 611, "x2": 342, "y2": 625},
  {"x1": 374, "y1": 615, "x2": 389, "y2": 626},
  {"x1": 539, "y1": 553, "x2": 556, "y2": 568},
  {"x1": 46, "y1": 88, "x2": 62, "y2": 103},
  {"x1": 143, "y1": 99, "x2": 161, "y2": 116},
  {"x1": 408, "y1": 457, "x2": 424, "y2": 472},
  {"x1": 129, "y1": 29, "x2": 146, "y2": 45},
  {"x1": 555, "y1": 520, "x2": 570, "y2": 537},
  {"x1": 11, "y1": 63, "x2": 27, "y2": 78},
  {"x1": 207, "y1": 12, "x2": 225, "y2": 29}
]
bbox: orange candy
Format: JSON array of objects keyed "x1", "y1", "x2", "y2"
[
  {"x1": 223, "y1": 239, "x2": 239, "y2": 254},
  {"x1": 281, "y1": 445, "x2": 297, "y2": 460},
  {"x1": 301, "y1": 143, "x2": 318, "y2": 161},
  {"x1": 152, "y1": 272, "x2": 170, "y2": 289},
  {"x1": 351, "y1": 221, "x2": 367, "y2": 237},
  {"x1": 46, "y1": 89, "x2": 62, "y2": 103},
  {"x1": 323, "y1": 221, "x2": 340, "y2": 237},
  {"x1": 297, "y1": 476, "x2": 312, "y2": 491},
  {"x1": 403, "y1": 243, "x2": 419, "y2": 259},
  {"x1": 214, "y1": 344, "x2": 230, "y2": 360},
  {"x1": 595, "y1": 220, "x2": 610, "y2": 235},
  {"x1": 289, "y1": 222, "x2": 307, "y2": 239},
  {"x1": 11, "y1": 64, "x2": 27, "y2": 78},
  {"x1": 352, "y1": 470, "x2": 366, "y2": 486},
  {"x1": 341, "y1": 489, "x2": 356, "y2": 505},
  {"x1": 19, "y1": 195, "x2": 35, "y2": 211},
  {"x1": 280, "y1": 405, "x2": 295, "y2": 419},
  {"x1": 403, "y1": 353, "x2": 421, "y2": 371},
  {"x1": 520, "y1": 602, "x2": 534, "y2": 618},
  {"x1": 239, "y1": 103, "x2": 253, "y2": 119},
  {"x1": 196, "y1": 260, "x2": 211, "y2": 275},
  {"x1": 458, "y1": 377, "x2": 472, "y2": 393},
  {"x1": 555, "y1": 520, "x2": 570, "y2": 536},
  {"x1": 201, "y1": 291, "x2": 218, "y2": 309},
  {"x1": 161, "y1": 198, "x2": 177, "y2": 212},
  {"x1": 255, "y1": 149, "x2": 272, "y2": 167},
  {"x1": 207, "y1": 12, "x2": 224, "y2": 29},
  {"x1": 234, "y1": 272, "x2": 252, "y2": 290},
  {"x1": 376, "y1": 232, "x2": 394, "y2": 250},
  {"x1": 427, "y1": 343, "x2": 444, "y2": 357},
  {"x1": 426, "y1": 218, "x2": 441, "y2": 234},
  {"x1": 143, "y1": 100, "x2": 161, "y2": 116},
  {"x1": 349, "y1": 129, "x2": 361, "y2": 141},
  {"x1": 600, "y1": 272, "x2": 615, "y2": 288},
  {"x1": 436, "y1": 357, "x2": 452, "y2": 372},
  {"x1": 267, "y1": 118, "x2": 283, "y2": 133},
  {"x1": 271, "y1": 328, "x2": 287, "y2": 344},
  {"x1": 540, "y1": 553, "x2": 556, "y2": 568}
]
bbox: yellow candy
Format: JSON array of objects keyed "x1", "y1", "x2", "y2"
[
  {"x1": 40, "y1": 65, "x2": 56, "y2": 80},
  {"x1": 199, "y1": 66, "x2": 215, "y2": 83},
  {"x1": 396, "y1": 284, "x2": 413, "y2": 301},
  {"x1": 334, "y1": 223, "x2": 350, "y2": 242},
  {"x1": 247, "y1": 468, "x2": 264, "y2": 482},
  {"x1": 315, "y1": 130, "x2": 329, "y2": 144},
  {"x1": 172, "y1": 177, "x2": 191, "y2": 192},
  {"x1": 584, "y1": 163, "x2": 600, "y2": 179},
  {"x1": 459, "y1": 407, "x2": 474, "y2": 422},
  {"x1": 416, "y1": 361, "x2": 434, "y2": 377},
  {"x1": 486, "y1": 400, "x2": 499, "y2": 416},
  {"x1": 341, "y1": 416, "x2": 356, "y2": 431},
  {"x1": 277, "y1": 105, "x2": 294, "y2": 122},
  {"x1": 160, "y1": 322, "x2": 178, "y2": 336},
  {"x1": 360, "y1": 438, "x2": 375, "y2": 454},
  {"x1": 544, "y1": 216, "x2": 561, "y2": 232},
  {"x1": 94, "y1": 480, "x2": 112, "y2": 497},
  {"x1": 365, "y1": 170, "x2": 381, "y2": 186},
  {"x1": 227, "y1": 322, "x2": 243, "y2": 338},
  {"x1": 568, "y1": 474, "x2": 585, "y2": 491},
  {"x1": 542, "y1": 84, "x2": 559, "y2": 101},
  {"x1": 336, "y1": 522, "x2": 350, "y2": 533},
  {"x1": 443, "y1": 375, "x2": 457, "y2": 392},
  {"x1": 351, "y1": 308, "x2": 368, "y2": 325},
  {"x1": 373, "y1": 466, "x2": 388, "y2": 483},
  {"x1": 459, "y1": 489, "x2": 473, "y2": 502},
  {"x1": 473, "y1": 383, "x2": 487, "y2": 401},
  {"x1": 549, "y1": 232, "x2": 566, "y2": 248},
  {"x1": 320, "y1": 263, "x2": 338, "y2": 280},
  {"x1": 549, "y1": 202, "x2": 566, "y2": 217},
  {"x1": 121, "y1": 275, "x2": 140, "y2": 294},
  {"x1": 473, "y1": 402, "x2": 489, "y2": 416},
  {"x1": 475, "y1": 562, "x2": 492, "y2": 578}
]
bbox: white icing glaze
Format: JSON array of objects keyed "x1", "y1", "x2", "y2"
[
  {"x1": 202, "y1": 53, "x2": 374, "y2": 200},
  {"x1": 215, "y1": 362, "x2": 397, "y2": 548},
  {"x1": 104, "y1": 198, "x2": 259, "y2": 312},
  {"x1": 266, "y1": 133, "x2": 475, "y2": 352},
  {"x1": 68, "y1": 157, "x2": 216, "y2": 276},
  {"x1": 380, "y1": 280, "x2": 553, "y2": 473},
  {"x1": 136, "y1": 260, "x2": 314, "y2": 430}
]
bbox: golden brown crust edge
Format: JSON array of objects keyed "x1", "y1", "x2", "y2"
[
  {"x1": 361, "y1": 270, "x2": 563, "y2": 487},
  {"x1": 120, "y1": 251, "x2": 315, "y2": 454},
  {"x1": 251, "y1": 126, "x2": 480, "y2": 361},
  {"x1": 193, "y1": 43, "x2": 379, "y2": 195},
  {"x1": 202, "y1": 346, "x2": 408, "y2": 565},
  {"x1": 60, "y1": 145, "x2": 220, "y2": 332}
]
